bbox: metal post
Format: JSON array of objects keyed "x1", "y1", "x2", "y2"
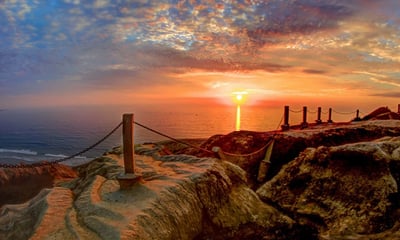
[
  {"x1": 301, "y1": 106, "x2": 308, "y2": 129},
  {"x1": 281, "y1": 106, "x2": 290, "y2": 131},
  {"x1": 316, "y1": 107, "x2": 322, "y2": 124},
  {"x1": 117, "y1": 113, "x2": 142, "y2": 189},
  {"x1": 328, "y1": 108, "x2": 333, "y2": 123}
]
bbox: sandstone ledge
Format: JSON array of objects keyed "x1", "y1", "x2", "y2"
[
  {"x1": 2, "y1": 120, "x2": 400, "y2": 239},
  {"x1": 0, "y1": 150, "x2": 306, "y2": 239}
]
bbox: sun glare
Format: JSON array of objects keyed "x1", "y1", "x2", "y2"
[
  {"x1": 232, "y1": 91, "x2": 248, "y2": 131},
  {"x1": 232, "y1": 91, "x2": 248, "y2": 105}
]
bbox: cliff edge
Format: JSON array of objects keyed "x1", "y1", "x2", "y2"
[{"x1": 2, "y1": 112, "x2": 400, "y2": 239}]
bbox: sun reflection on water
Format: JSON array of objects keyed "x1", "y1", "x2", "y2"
[{"x1": 236, "y1": 105, "x2": 241, "y2": 131}]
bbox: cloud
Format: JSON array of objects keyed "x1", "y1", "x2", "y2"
[
  {"x1": 303, "y1": 69, "x2": 327, "y2": 75},
  {"x1": 1, "y1": 0, "x2": 400, "y2": 108},
  {"x1": 370, "y1": 92, "x2": 400, "y2": 98}
]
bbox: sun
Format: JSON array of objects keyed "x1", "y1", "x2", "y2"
[{"x1": 232, "y1": 91, "x2": 248, "y2": 105}]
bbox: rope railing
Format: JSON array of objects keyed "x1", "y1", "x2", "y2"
[
  {"x1": 281, "y1": 106, "x2": 366, "y2": 131},
  {"x1": 213, "y1": 114, "x2": 283, "y2": 159},
  {"x1": 307, "y1": 109, "x2": 317, "y2": 114},
  {"x1": 0, "y1": 121, "x2": 123, "y2": 169},
  {"x1": 289, "y1": 109, "x2": 303, "y2": 113},
  {"x1": 133, "y1": 121, "x2": 214, "y2": 155},
  {"x1": 332, "y1": 109, "x2": 357, "y2": 115},
  {"x1": 0, "y1": 104, "x2": 370, "y2": 169}
]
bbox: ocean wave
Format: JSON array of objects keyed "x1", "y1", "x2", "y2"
[
  {"x1": 44, "y1": 153, "x2": 88, "y2": 160},
  {"x1": 0, "y1": 148, "x2": 38, "y2": 155},
  {"x1": 44, "y1": 153, "x2": 68, "y2": 158},
  {"x1": 0, "y1": 155, "x2": 37, "y2": 162}
]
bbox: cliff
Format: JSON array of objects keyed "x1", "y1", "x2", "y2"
[
  {"x1": 0, "y1": 150, "x2": 304, "y2": 240},
  {"x1": 1, "y1": 116, "x2": 400, "y2": 239}
]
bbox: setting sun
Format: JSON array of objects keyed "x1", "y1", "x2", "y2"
[{"x1": 232, "y1": 91, "x2": 248, "y2": 105}]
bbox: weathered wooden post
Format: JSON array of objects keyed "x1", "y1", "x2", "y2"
[
  {"x1": 328, "y1": 108, "x2": 333, "y2": 123},
  {"x1": 281, "y1": 106, "x2": 290, "y2": 131},
  {"x1": 117, "y1": 113, "x2": 142, "y2": 189},
  {"x1": 316, "y1": 107, "x2": 322, "y2": 124},
  {"x1": 354, "y1": 109, "x2": 361, "y2": 121},
  {"x1": 301, "y1": 106, "x2": 308, "y2": 129},
  {"x1": 397, "y1": 104, "x2": 400, "y2": 114}
]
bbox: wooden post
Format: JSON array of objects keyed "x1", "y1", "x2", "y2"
[
  {"x1": 397, "y1": 104, "x2": 400, "y2": 114},
  {"x1": 123, "y1": 113, "x2": 134, "y2": 174},
  {"x1": 301, "y1": 106, "x2": 308, "y2": 129},
  {"x1": 328, "y1": 108, "x2": 333, "y2": 123},
  {"x1": 117, "y1": 113, "x2": 142, "y2": 189},
  {"x1": 316, "y1": 107, "x2": 322, "y2": 124},
  {"x1": 354, "y1": 109, "x2": 361, "y2": 121},
  {"x1": 281, "y1": 106, "x2": 290, "y2": 131}
]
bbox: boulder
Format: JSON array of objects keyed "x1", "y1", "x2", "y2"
[
  {"x1": 362, "y1": 107, "x2": 400, "y2": 120},
  {"x1": 257, "y1": 137, "x2": 400, "y2": 238}
]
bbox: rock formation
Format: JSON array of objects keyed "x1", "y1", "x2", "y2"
[
  {"x1": 2, "y1": 113, "x2": 400, "y2": 239},
  {"x1": 0, "y1": 164, "x2": 77, "y2": 207},
  {"x1": 257, "y1": 136, "x2": 400, "y2": 239},
  {"x1": 362, "y1": 107, "x2": 400, "y2": 121},
  {"x1": 0, "y1": 149, "x2": 308, "y2": 240}
]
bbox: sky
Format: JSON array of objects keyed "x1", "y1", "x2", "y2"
[{"x1": 1, "y1": 0, "x2": 400, "y2": 109}]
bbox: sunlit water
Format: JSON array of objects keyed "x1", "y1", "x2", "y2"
[{"x1": 0, "y1": 104, "x2": 355, "y2": 164}]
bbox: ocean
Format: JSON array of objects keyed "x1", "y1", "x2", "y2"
[{"x1": 0, "y1": 103, "x2": 353, "y2": 165}]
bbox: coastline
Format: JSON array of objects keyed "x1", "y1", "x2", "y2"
[{"x1": 2, "y1": 114, "x2": 400, "y2": 239}]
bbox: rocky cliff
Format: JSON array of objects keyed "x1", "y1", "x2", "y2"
[{"x1": 1, "y1": 118, "x2": 400, "y2": 239}]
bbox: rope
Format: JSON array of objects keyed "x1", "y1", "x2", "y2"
[
  {"x1": 289, "y1": 109, "x2": 302, "y2": 113},
  {"x1": 214, "y1": 113, "x2": 283, "y2": 158},
  {"x1": 307, "y1": 109, "x2": 317, "y2": 114},
  {"x1": 275, "y1": 114, "x2": 284, "y2": 132},
  {"x1": 133, "y1": 121, "x2": 215, "y2": 155},
  {"x1": 53, "y1": 121, "x2": 123, "y2": 163},
  {"x1": 332, "y1": 109, "x2": 357, "y2": 115},
  {"x1": 0, "y1": 121, "x2": 123, "y2": 169}
]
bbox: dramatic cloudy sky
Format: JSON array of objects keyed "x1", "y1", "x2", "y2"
[{"x1": 1, "y1": 0, "x2": 400, "y2": 108}]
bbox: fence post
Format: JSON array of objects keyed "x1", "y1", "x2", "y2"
[
  {"x1": 328, "y1": 108, "x2": 333, "y2": 123},
  {"x1": 316, "y1": 107, "x2": 322, "y2": 124},
  {"x1": 123, "y1": 113, "x2": 134, "y2": 173},
  {"x1": 301, "y1": 106, "x2": 308, "y2": 129},
  {"x1": 354, "y1": 109, "x2": 361, "y2": 121},
  {"x1": 117, "y1": 113, "x2": 142, "y2": 189},
  {"x1": 281, "y1": 106, "x2": 290, "y2": 131}
]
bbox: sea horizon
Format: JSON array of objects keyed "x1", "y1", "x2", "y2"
[{"x1": 0, "y1": 102, "x2": 390, "y2": 165}]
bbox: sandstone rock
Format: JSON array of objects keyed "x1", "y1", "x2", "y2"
[
  {"x1": 362, "y1": 107, "x2": 400, "y2": 121},
  {"x1": 1, "y1": 150, "x2": 301, "y2": 239},
  {"x1": 0, "y1": 164, "x2": 77, "y2": 207},
  {"x1": 181, "y1": 120, "x2": 400, "y2": 186},
  {"x1": 257, "y1": 137, "x2": 400, "y2": 238}
]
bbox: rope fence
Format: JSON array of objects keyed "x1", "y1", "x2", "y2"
[
  {"x1": 0, "y1": 121, "x2": 123, "y2": 169},
  {"x1": 133, "y1": 121, "x2": 214, "y2": 155},
  {"x1": 281, "y1": 105, "x2": 364, "y2": 131},
  {"x1": 332, "y1": 109, "x2": 357, "y2": 115},
  {"x1": 0, "y1": 104, "x2": 377, "y2": 169}
]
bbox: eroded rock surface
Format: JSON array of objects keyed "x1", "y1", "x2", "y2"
[
  {"x1": 257, "y1": 137, "x2": 400, "y2": 239},
  {"x1": 0, "y1": 164, "x2": 77, "y2": 207},
  {"x1": 0, "y1": 148, "x2": 302, "y2": 240},
  {"x1": 2, "y1": 117, "x2": 400, "y2": 239}
]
